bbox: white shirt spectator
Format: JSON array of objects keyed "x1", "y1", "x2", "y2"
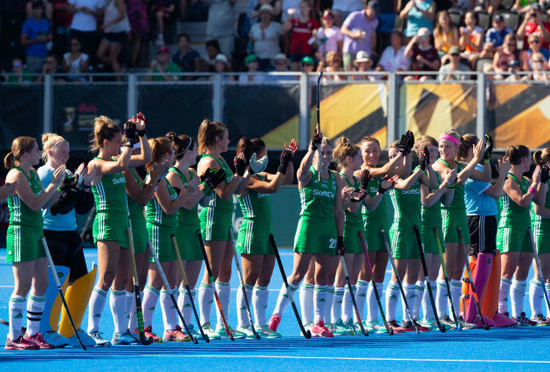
[
  {"x1": 377, "y1": 45, "x2": 410, "y2": 72},
  {"x1": 69, "y1": 0, "x2": 105, "y2": 31},
  {"x1": 249, "y1": 21, "x2": 283, "y2": 59}
]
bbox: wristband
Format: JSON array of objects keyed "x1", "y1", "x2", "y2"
[
  {"x1": 528, "y1": 186, "x2": 537, "y2": 196},
  {"x1": 137, "y1": 129, "x2": 146, "y2": 137}
]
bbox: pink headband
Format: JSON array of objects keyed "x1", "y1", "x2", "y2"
[{"x1": 439, "y1": 134, "x2": 459, "y2": 146}]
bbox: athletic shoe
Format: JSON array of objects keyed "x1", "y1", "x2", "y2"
[
  {"x1": 43, "y1": 330, "x2": 70, "y2": 348},
  {"x1": 512, "y1": 312, "x2": 537, "y2": 327},
  {"x1": 186, "y1": 324, "x2": 203, "y2": 340},
  {"x1": 216, "y1": 325, "x2": 247, "y2": 339},
  {"x1": 5, "y1": 335, "x2": 39, "y2": 350},
  {"x1": 419, "y1": 319, "x2": 450, "y2": 331},
  {"x1": 303, "y1": 322, "x2": 313, "y2": 337},
  {"x1": 256, "y1": 325, "x2": 281, "y2": 338},
  {"x1": 267, "y1": 315, "x2": 281, "y2": 332},
  {"x1": 369, "y1": 319, "x2": 389, "y2": 334},
  {"x1": 332, "y1": 319, "x2": 354, "y2": 336},
  {"x1": 401, "y1": 320, "x2": 429, "y2": 332},
  {"x1": 342, "y1": 319, "x2": 357, "y2": 335},
  {"x1": 143, "y1": 326, "x2": 162, "y2": 343},
  {"x1": 387, "y1": 320, "x2": 406, "y2": 333},
  {"x1": 310, "y1": 321, "x2": 334, "y2": 337},
  {"x1": 69, "y1": 329, "x2": 96, "y2": 348},
  {"x1": 531, "y1": 314, "x2": 550, "y2": 326},
  {"x1": 88, "y1": 331, "x2": 111, "y2": 346},
  {"x1": 23, "y1": 332, "x2": 54, "y2": 349},
  {"x1": 236, "y1": 325, "x2": 257, "y2": 339},
  {"x1": 439, "y1": 315, "x2": 458, "y2": 329},
  {"x1": 457, "y1": 316, "x2": 477, "y2": 329},
  {"x1": 163, "y1": 325, "x2": 191, "y2": 342},
  {"x1": 201, "y1": 323, "x2": 221, "y2": 340},
  {"x1": 111, "y1": 331, "x2": 136, "y2": 345}
]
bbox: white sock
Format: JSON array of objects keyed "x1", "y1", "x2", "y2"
[
  {"x1": 423, "y1": 281, "x2": 436, "y2": 321},
  {"x1": 402, "y1": 284, "x2": 416, "y2": 322},
  {"x1": 436, "y1": 279, "x2": 448, "y2": 317},
  {"x1": 365, "y1": 282, "x2": 376, "y2": 322},
  {"x1": 126, "y1": 291, "x2": 136, "y2": 331},
  {"x1": 198, "y1": 282, "x2": 214, "y2": 325},
  {"x1": 354, "y1": 280, "x2": 368, "y2": 322},
  {"x1": 178, "y1": 287, "x2": 195, "y2": 326},
  {"x1": 8, "y1": 295, "x2": 26, "y2": 340},
  {"x1": 160, "y1": 288, "x2": 178, "y2": 332},
  {"x1": 313, "y1": 285, "x2": 328, "y2": 324},
  {"x1": 450, "y1": 280, "x2": 462, "y2": 321},
  {"x1": 26, "y1": 294, "x2": 46, "y2": 336},
  {"x1": 385, "y1": 281, "x2": 400, "y2": 321},
  {"x1": 142, "y1": 285, "x2": 160, "y2": 329},
  {"x1": 413, "y1": 281, "x2": 424, "y2": 320},
  {"x1": 253, "y1": 285, "x2": 269, "y2": 328},
  {"x1": 87, "y1": 287, "x2": 107, "y2": 333},
  {"x1": 529, "y1": 280, "x2": 543, "y2": 317},
  {"x1": 545, "y1": 284, "x2": 550, "y2": 315},
  {"x1": 215, "y1": 281, "x2": 231, "y2": 329},
  {"x1": 342, "y1": 284, "x2": 355, "y2": 323},
  {"x1": 332, "y1": 286, "x2": 344, "y2": 323},
  {"x1": 110, "y1": 289, "x2": 128, "y2": 334},
  {"x1": 272, "y1": 282, "x2": 298, "y2": 317},
  {"x1": 325, "y1": 286, "x2": 334, "y2": 323},
  {"x1": 236, "y1": 284, "x2": 253, "y2": 328},
  {"x1": 510, "y1": 279, "x2": 527, "y2": 318},
  {"x1": 498, "y1": 277, "x2": 512, "y2": 314},
  {"x1": 299, "y1": 282, "x2": 314, "y2": 324}
]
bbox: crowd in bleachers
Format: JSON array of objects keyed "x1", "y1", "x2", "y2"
[{"x1": 1, "y1": 0, "x2": 550, "y2": 82}]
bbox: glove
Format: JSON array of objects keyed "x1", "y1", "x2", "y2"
[
  {"x1": 397, "y1": 130, "x2": 415, "y2": 156},
  {"x1": 277, "y1": 148, "x2": 293, "y2": 174},
  {"x1": 250, "y1": 153, "x2": 268, "y2": 174},
  {"x1": 420, "y1": 146, "x2": 430, "y2": 171},
  {"x1": 378, "y1": 175, "x2": 398, "y2": 194},
  {"x1": 350, "y1": 190, "x2": 367, "y2": 202},
  {"x1": 336, "y1": 236, "x2": 345, "y2": 256},
  {"x1": 541, "y1": 166, "x2": 550, "y2": 184},
  {"x1": 51, "y1": 187, "x2": 80, "y2": 215},
  {"x1": 359, "y1": 168, "x2": 371, "y2": 190},
  {"x1": 481, "y1": 133, "x2": 493, "y2": 164},
  {"x1": 310, "y1": 131, "x2": 322, "y2": 151},
  {"x1": 234, "y1": 153, "x2": 247, "y2": 177},
  {"x1": 123, "y1": 120, "x2": 138, "y2": 146},
  {"x1": 58, "y1": 175, "x2": 77, "y2": 193},
  {"x1": 201, "y1": 168, "x2": 226, "y2": 190},
  {"x1": 136, "y1": 112, "x2": 146, "y2": 137}
]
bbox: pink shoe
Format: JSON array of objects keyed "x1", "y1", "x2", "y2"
[
  {"x1": 471, "y1": 315, "x2": 495, "y2": 328},
  {"x1": 5, "y1": 335, "x2": 40, "y2": 350},
  {"x1": 268, "y1": 315, "x2": 281, "y2": 332},
  {"x1": 492, "y1": 312, "x2": 517, "y2": 327},
  {"x1": 311, "y1": 321, "x2": 334, "y2": 337},
  {"x1": 23, "y1": 333, "x2": 54, "y2": 349}
]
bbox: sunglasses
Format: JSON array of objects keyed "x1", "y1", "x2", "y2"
[
  {"x1": 534, "y1": 59, "x2": 545, "y2": 63},
  {"x1": 529, "y1": 40, "x2": 541, "y2": 44},
  {"x1": 451, "y1": 53, "x2": 460, "y2": 57},
  {"x1": 323, "y1": 15, "x2": 334, "y2": 20}
]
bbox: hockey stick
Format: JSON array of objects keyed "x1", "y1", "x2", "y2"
[
  {"x1": 339, "y1": 256, "x2": 368, "y2": 336},
  {"x1": 380, "y1": 229, "x2": 419, "y2": 334},
  {"x1": 359, "y1": 231, "x2": 393, "y2": 335},
  {"x1": 168, "y1": 235, "x2": 209, "y2": 342},
  {"x1": 433, "y1": 228, "x2": 461, "y2": 330},
  {"x1": 316, "y1": 70, "x2": 323, "y2": 181},
  {"x1": 41, "y1": 237, "x2": 86, "y2": 350},
  {"x1": 229, "y1": 228, "x2": 261, "y2": 339},
  {"x1": 528, "y1": 228, "x2": 550, "y2": 315},
  {"x1": 269, "y1": 234, "x2": 312, "y2": 338},
  {"x1": 413, "y1": 225, "x2": 445, "y2": 333},
  {"x1": 457, "y1": 226, "x2": 490, "y2": 330},
  {"x1": 197, "y1": 232, "x2": 235, "y2": 341}
]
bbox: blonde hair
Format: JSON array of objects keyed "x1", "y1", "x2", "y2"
[
  {"x1": 197, "y1": 119, "x2": 226, "y2": 154},
  {"x1": 333, "y1": 136, "x2": 359, "y2": 170},
  {"x1": 4, "y1": 136, "x2": 37, "y2": 169},
  {"x1": 89, "y1": 115, "x2": 120, "y2": 153},
  {"x1": 41, "y1": 133, "x2": 67, "y2": 162},
  {"x1": 533, "y1": 147, "x2": 550, "y2": 165}
]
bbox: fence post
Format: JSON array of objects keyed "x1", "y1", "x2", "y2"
[
  {"x1": 43, "y1": 74, "x2": 53, "y2": 133},
  {"x1": 476, "y1": 72, "x2": 486, "y2": 139},
  {"x1": 213, "y1": 74, "x2": 223, "y2": 122},
  {"x1": 127, "y1": 74, "x2": 137, "y2": 118},
  {"x1": 387, "y1": 72, "x2": 399, "y2": 147},
  {"x1": 299, "y1": 73, "x2": 310, "y2": 150}
]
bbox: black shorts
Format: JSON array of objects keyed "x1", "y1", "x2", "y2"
[
  {"x1": 103, "y1": 31, "x2": 127, "y2": 45},
  {"x1": 467, "y1": 215, "x2": 497, "y2": 256},
  {"x1": 43, "y1": 229, "x2": 88, "y2": 282}
]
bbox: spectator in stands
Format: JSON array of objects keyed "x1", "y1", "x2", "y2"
[
  {"x1": 265, "y1": 52, "x2": 294, "y2": 81},
  {"x1": 282, "y1": 0, "x2": 319, "y2": 71},
  {"x1": 340, "y1": 0, "x2": 378, "y2": 71},
  {"x1": 521, "y1": 33, "x2": 550, "y2": 71},
  {"x1": 21, "y1": 1, "x2": 53, "y2": 73},
  {"x1": 250, "y1": 0, "x2": 282, "y2": 22},
  {"x1": 449, "y1": 0, "x2": 475, "y2": 12},
  {"x1": 400, "y1": 0, "x2": 435, "y2": 40},
  {"x1": 485, "y1": 14, "x2": 513, "y2": 49},
  {"x1": 300, "y1": 55, "x2": 316, "y2": 75},
  {"x1": 212, "y1": 53, "x2": 235, "y2": 81},
  {"x1": 517, "y1": 4, "x2": 550, "y2": 50},
  {"x1": 504, "y1": 59, "x2": 524, "y2": 81},
  {"x1": 97, "y1": 0, "x2": 130, "y2": 79},
  {"x1": 375, "y1": 29, "x2": 410, "y2": 77},
  {"x1": 126, "y1": 0, "x2": 149, "y2": 67},
  {"x1": 62, "y1": 37, "x2": 89, "y2": 81},
  {"x1": 318, "y1": 50, "x2": 346, "y2": 80},
  {"x1": 27, "y1": 0, "x2": 54, "y2": 22},
  {"x1": 493, "y1": 33, "x2": 519, "y2": 79},
  {"x1": 147, "y1": 46, "x2": 182, "y2": 81},
  {"x1": 512, "y1": 0, "x2": 541, "y2": 14},
  {"x1": 439, "y1": 46, "x2": 471, "y2": 80},
  {"x1": 52, "y1": 0, "x2": 73, "y2": 59},
  {"x1": 529, "y1": 51, "x2": 549, "y2": 81},
  {"x1": 281, "y1": 0, "x2": 302, "y2": 23},
  {"x1": 239, "y1": 54, "x2": 264, "y2": 82},
  {"x1": 249, "y1": 4, "x2": 283, "y2": 71},
  {"x1": 3, "y1": 58, "x2": 34, "y2": 85},
  {"x1": 459, "y1": 10, "x2": 484, "y2": 68},
  {"x1": 36, "y1": 52, "x2": 65, "y2": 82},
  {"x1": 205, "y1": 39, "x2": 229, "y2": 70},
  {"x1": 173, "y1": 33, "x2": 201, "y2": 76},
  {"x1": 404, "y1": 27, "x2": 441, "y2": 80},
  {"x1": 352, "y1": 50, "x2": 377, "y2": 80},
  {"x1": 206, "y1": 0, "x2": 236, "y2": 56},
  {"x1": 314, "y1": 9, "x2": 343, "y2": 60},
  {"x1": 153, "y1": 0, "x2": 176, "y2": 46},
  {"x1": 68, "y1": 0, "x2": 105, "y2": 66},
  {"x1": 434, "y1": 10, "x2": 459, "y2": 64}
]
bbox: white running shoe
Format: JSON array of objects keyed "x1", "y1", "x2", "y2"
[
  {"x1": 88, "y1": 331, "x2": 111, "y2": 346},
  {"x1": 68, "y1": 329, "x2": 96, "y2": 347},
  {"x1": 236, "y1": 325, "x2": 257, "y2": 339}
]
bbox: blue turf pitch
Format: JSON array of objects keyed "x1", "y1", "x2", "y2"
[{"x1": 0, "y1": 248, "x2": 549, "y2": 371}]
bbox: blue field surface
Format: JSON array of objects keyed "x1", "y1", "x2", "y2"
[{"x1": 0, "y1": 248, "x2": 549, "y2": 371}]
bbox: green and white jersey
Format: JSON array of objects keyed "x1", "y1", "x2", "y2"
[
  {"x1": 340, "y1": 172, "x2": 363, "y2": 227},
  {"x1": 238, "y1": 174, "x2": 272, "y2": 222},
  {"x1": 389, "y1": 179, "x2": 422, "y2": 228},
  {"x1": 146, "y1": 178, "x2": 178, "y2": 229},
  {"x1": 499, "y1": 173, "x2": 531, "y2": 231},
  {"x1": 362, "y1": 177, "x2": 389, "y2": 227},
  {"x1": 92, "y1": 160, "x2": 129, "y2": 217},
  {"x1": 201, "y1": 154, "x2": 234, "y2": 213},
  {"x1": 533, "y1": 181, "x2": 550, "y2": 232},
  {"x1": 169, "y1": 167, "x2": 200, "y2": 228},
  {"x1": 8, "y1": 167, "x2": 43, "y2": 228},
  {"x1": 127, "y1": 168, "x2": 144, "y2": 219},
  {"x1": 438, "y1": 159, "x2": 466, "y2": 211},
  {"x1": 422, "y1": 171, "x2": 442, "y2": 228},
  {"x1": 299, "y1": 167, "x2": 337, "y2": 220}
]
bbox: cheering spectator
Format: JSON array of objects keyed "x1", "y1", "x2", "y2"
[
  {"x1": 62, "y1": 37, "x2": 90, "y2": 81},
  {"x1": 147, "y1": 46, "x2": 182, "y2": 81},
  {"x1": 512, "y1": 0, "x2": 541, "y2": 14},
  {"x1": 517, "y1": 4, "x2": 550, "y2": 50},
  {"x1": 21, "y1": 1, "x2": 53, "y2": 73},
  {"x1": 153, "y1": 0, "x2": 176, "y2": 46},
  {"x1": 493, "y1": 33, "x2": 520, "y2": 79},
  {"x1": 439, "y1": 46, "x2": 471, "y2": 81},
  {"x1": 68, "y1": 0, "x2": 105, "y2": 66},
  {"x1": 249, "y1": 4, "x2": 283, "y2": 71},
  {"x1": 352, "y1": 50, "x2": 377, "y2": 81},
  {"x1": 314, "y1": 9, "x2": 343, "y2": 59},
  {"x1": 282, "y1": 0, "x2": 319, "y2": 71},
  {"x1": 97, "y1": 0, "x2": 130, "y2": 79},
  {"x1": 340, "y1": 0, "x2": 378, "y2": 71},
  {"x1": 404, "y1": 27, "x2": 440, "y2": 81},
  {"x1": 433, "y1": 10, "x2": 459, "y2": 63},
  {"x1": 36, "y1": 53, "x2": 64, "y2": 82},
  {"x1": 459, "y1": 11, "x2": 484, "y2": 68},
  {"x1": 400, "y1": 0, "x2": 435, "y2": 39},
  {"x1": 206, "y1": 0, "x2": 236, "y2": 56},
  {"x1": 239, "y1": 54, "x2": 264, "y2": 82},
  {"x1": 485, "y1": 14, "x2": 513, "y2": 49},
  {"x1": 3, "y1": 58, "x2": 34, "y2": 85},
  {"x1": 281, "y1": 0, "x2": 301, "y2": 22},
  {"x1": 126, "y1": 0, "x2": 149, "y2": 67},
  {"x1": 375, "y1": 29, "x2": 410, "y2": 77},
  {"x1": 521, "y1": 34, "x2": 550, "y2": 71},
  {"x1": 173, "y1": 33, "x2": 201, "y2": 75}
]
